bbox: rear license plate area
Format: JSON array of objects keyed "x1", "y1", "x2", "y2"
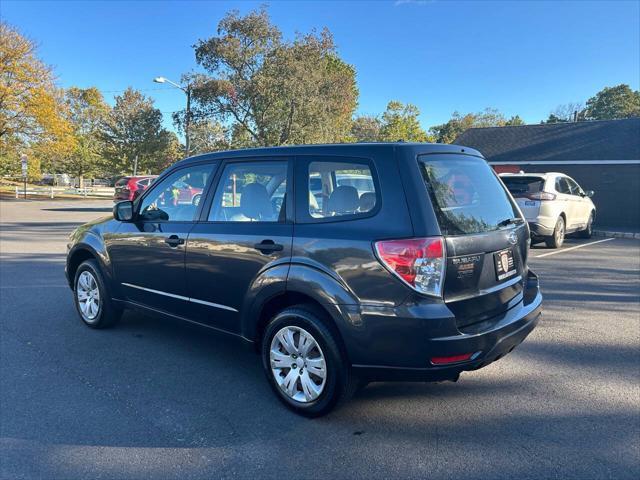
[{"x1": 494, "y1": 249, "x2": 516, "y2": 281}]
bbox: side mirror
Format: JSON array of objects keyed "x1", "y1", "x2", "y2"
[
  {"x1": 113, "y1": 200, "x2": 134, "y2": 221},
  {"x1": 585, "y1": 190, "x2": 594, "y2": 198}
]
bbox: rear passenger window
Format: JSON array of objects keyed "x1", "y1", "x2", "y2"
[
  {"x1": 555, "y1": 178, "x2": 571, "y2": 194},
  {"x1": 208, "y1": 161, "x2": 288, "y2": 222},
  {"x1": 307, "y1": 161, "x2": 377, "y2": 219}
]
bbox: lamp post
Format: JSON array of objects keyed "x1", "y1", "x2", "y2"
[{"x1": 154, "y1": 76, "x2": 192, "y2": 156}]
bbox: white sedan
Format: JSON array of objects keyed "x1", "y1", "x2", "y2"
[{"x1": 500, "y1": 172, "x2": 596, "y2": 248}]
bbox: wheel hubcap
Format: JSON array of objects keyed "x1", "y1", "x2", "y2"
[
  {"x1": 557, "y1": 221, "x2": 565, "y2": 244},
  {"x1": 76, "y1": 271, "x2": 100, "y2": 321},
  {"x1": 270, "y1": 326, "x2": 327, "y2": 403}
]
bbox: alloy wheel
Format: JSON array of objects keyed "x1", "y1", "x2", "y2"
[
  {"x1": 556, "y1": 219, "x2": 565, "y2": 246},
  {"x1": 270, "y1": 326, "x2": 327, "y2": 403},
  {"x1": 76, "y1": 271, "x2": 101, "y2": 321}
]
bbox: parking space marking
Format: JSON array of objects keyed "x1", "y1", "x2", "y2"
[
  {"x1": 0, "y1": 285, "x2": 68, "y2": 289},
  {"x1": 533, "y1": 237, "x2": 615, "y2": 258}
]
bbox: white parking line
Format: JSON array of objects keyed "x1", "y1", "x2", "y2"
[
  {"x1": 0, "y1": 285, "x2": 68, "y2": 289},
  {"x1": 533, "y1": 238, "x2": 615, "y2": 258}
]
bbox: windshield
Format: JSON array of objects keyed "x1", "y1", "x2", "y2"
[
  {"x1": 419, "y1": 155, "x2": 520, "y2": 235},
  {"x1": 501, "y1": 176, "x2": 545, "y2": 197}
]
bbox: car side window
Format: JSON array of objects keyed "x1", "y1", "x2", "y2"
[
  {"x1": 307, "y1": 160, "x2": 378, "y2": 219},
  {"x1": 555, "y1": 177, "x2": 571, "y2": 194},
  {"x1": 565, "y1": 178, "x2": 582, "y2": 196},
  {"x1": 208, "y1": 161, "x2": 288, "y2": 222},
  {"x1": 138, "y1": 164, "x2": 213, "y2": 222}
]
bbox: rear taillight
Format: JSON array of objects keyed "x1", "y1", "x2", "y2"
[
  {"x1": 527, "y1": 192, "x2": 556, "y2": 201},
  {"x1": 374, "y1": 237, "x2": 446, "y2": 297}
]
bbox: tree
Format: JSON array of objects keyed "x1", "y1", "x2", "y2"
[
  {"x1": 505, "y1": 115, "x2": 525, "y2": 126},
  {"x1": 378, "y1": 101, "x2": 430, "y2": 142},
  {"x1": 429, "y1": 108, "x2": 510, "y2": 143},
  {"x1": 542, "y1": 102, "x2": 585, "y2": 123},
  {"x1": 543, "y1": 113, "x2": 569, "y2": 124},
  {"x1": 56, "y1": 87, "x2": 110, "y2": 183},
  {"x1": 350, "y1": 115, "x2": 382, "y2": 142},
  {"x1": 187, "y1": 7, "x2": 358, "y2": 147},
  {"x1": 185, "y1": 120, "x2": 230, "y2": 154},
  {"x1": 0, "y1": 22, "x2": 73, "y2": 175},
  {"x1": 584, "y1": 84, "x2": 640, "y2": 120},
  {"x1": 102, "y1": 88, "x2": 177, "y2": 174}
]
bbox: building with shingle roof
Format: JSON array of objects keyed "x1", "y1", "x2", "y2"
[{"x1": 455, "y1": 118, "x2": 640, "y2": 230}]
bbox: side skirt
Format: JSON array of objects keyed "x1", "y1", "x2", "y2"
[{"x1": 113, "y1": 298, "x2": 255, "y2": 347}]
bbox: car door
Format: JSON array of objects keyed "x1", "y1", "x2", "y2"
[
  {"x1": 184, "y1": 158, "x2": 294, "y2": 333},
  {"x1": 108, "y1": 162, "x2": 217, "y2": 316},
  {"x1": 565, "y1": 176, "x2": 591, "y2": 229},
  {"x1": 554, "y1": 176, "x2": 577, "y2": 228}
]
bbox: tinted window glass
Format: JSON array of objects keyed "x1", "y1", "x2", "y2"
[
  {"x1": 565, "y1": 177, "x2": 582, "y2": 195},
  {"x1": 419, "y1": 155, "x2": 518, "y2": 235},
  {"x1": 501, "y1": 176, "x2": 544, "y2": 197},
  {"x1": 115, "y1": 177, "x2": 130, "y2": 187},
  {"x1": 308, "y1": 161, "x2": 377, "y2": 219},
  {"x1": 208, "y1": 161, "x2": 287, "y2": 222},
  {"x1": 138, "y1": 165, "x2": 213, "y2": 222},
  {"x1": 555, "y1": 177, "x2": 571, "y2": 194}
]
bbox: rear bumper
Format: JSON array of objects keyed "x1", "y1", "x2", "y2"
[
  {"x1": 528, "y1": 222, "x2": 555, "y2": 237},
  {"x1": 350, "y1": 270, "x2": 542, "y2": 382}
]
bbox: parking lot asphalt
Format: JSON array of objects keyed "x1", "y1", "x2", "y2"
[{"x1": 1, "y1": 199, "x2": 639, "y2": 480}]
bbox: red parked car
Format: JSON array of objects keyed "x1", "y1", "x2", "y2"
[{"x1": 114, "y1": 176, "x2": 157, "y2": 202}]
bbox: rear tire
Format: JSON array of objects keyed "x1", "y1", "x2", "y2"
[
  {"x1": 545, "y1": 216, "x2": 565, "y2": 248},
  {"x1": 578, "y1": 212, "x2": 594, "y2": 238},
  {"x1": 261, "y1": 305, "x2": 359, "y2": 417},
  {"x1": 73, "y1": 259, "x2": 122, "y2": 329}
]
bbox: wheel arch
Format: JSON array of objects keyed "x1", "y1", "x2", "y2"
[
  {"x1": 243, "y1": 264, "x2": 360, "y2": 362},
  {"x1": 66, "y1": 236, "x2": 114, "y2": 290},
  {"x1": 66, "y1": 247, "x2": 98, "y2": 286}
]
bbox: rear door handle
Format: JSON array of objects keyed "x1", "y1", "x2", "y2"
[
  {"x1": 165, "y1": 235, "x2": 185, "y2": 247},
  {"x1": 254, "y1": 239, "x2": 283, "y2": 254}
]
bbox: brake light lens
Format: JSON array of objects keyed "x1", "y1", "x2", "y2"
[
  {"x1": 527, "y1": 191, "x2": 556, "y2": 201},
  {"x1": 374, "y1": 237, "x2": 446, "y2": 297}
]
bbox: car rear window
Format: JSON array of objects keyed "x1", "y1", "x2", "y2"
[
  {"x1": 115, "y1": 177, "x2": 131, "y2": 187},
  {"x1": 501, "y1": 176, "x2": 544, "y2": 197},
  {"x1": 419, "y1": 155, "x2": 519, "y2": 235}
]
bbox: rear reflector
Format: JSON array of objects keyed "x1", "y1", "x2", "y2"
[
  {"x1": 374, "y1": 237, "x2": 446, "y2": 297},
  {"x1": 430, "y1": 353, "x2": 474, "y2": 365}
]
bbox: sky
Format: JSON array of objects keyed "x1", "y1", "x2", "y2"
[{"x1": 3, "y1": 0, "x2": 639, "y2": 135}]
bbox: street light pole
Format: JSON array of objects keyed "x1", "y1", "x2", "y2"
[
  {"x1": 184, "y1": 84, "x2": 191, "y2": 157},
  {"x1": 153, "y1": 76, "x2": 192, "y2": 157}
]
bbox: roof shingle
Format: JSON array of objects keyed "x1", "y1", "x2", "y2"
[{"x1": 454, "y1": 118, "x2": 640, "y2": 162}]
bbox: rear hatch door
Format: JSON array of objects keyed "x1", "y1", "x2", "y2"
[
  {"x1": 500, "y1": 175, "x2": 546, "y2": 221},
  {"x1": 419, "y1": 154, "x2": 529, "y2": 329}
]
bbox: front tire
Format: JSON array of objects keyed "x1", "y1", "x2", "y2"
[
  {"x1": 545, "y1": 216, "x2": 565, "y2": 248},
  {"x1": 261, "y1": 305, "x2": 358, "y2": 417},
  {"x1": 578, "y1": 212, "x2": 594, "y2": 238},
  {"x1": 73, "y1": 259, "x2": 121, "y2": 329}
]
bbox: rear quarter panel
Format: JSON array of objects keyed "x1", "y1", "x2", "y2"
[{"x1": 291, "y1": 146, "x2": 414, "y2": 307}]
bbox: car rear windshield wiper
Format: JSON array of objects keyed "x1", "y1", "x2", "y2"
[{"x1": 497, "y1": 217, "x2": 525, "y2": 228}]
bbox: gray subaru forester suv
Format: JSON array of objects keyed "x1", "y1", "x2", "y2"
[{"x1": 66, "y1": 143, "x2": 542, "y2": 416}]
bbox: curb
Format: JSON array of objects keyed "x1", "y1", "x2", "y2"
[{"x1": 593, "y1": 230, "x2": 640, "y2": 239}]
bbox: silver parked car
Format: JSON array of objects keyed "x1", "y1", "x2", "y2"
[{"x1": 500, "y1": 172, "x2": 596, "y2": 248}]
